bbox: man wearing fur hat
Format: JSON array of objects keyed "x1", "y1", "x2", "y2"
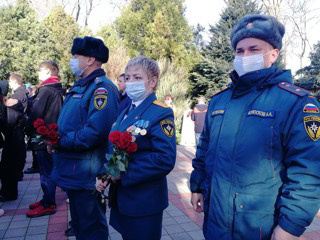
[
  {"x1": 190, "y1": 14, "x2": 320, "y2": 240},
  {"x1": 51, "y1": 36, "x2": 119, "y2": 239}
]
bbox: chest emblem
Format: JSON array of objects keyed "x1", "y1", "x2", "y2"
[
  {"x1": 248, "y1": 110, "x2": 275, "y2": 118},
  {"x1": 303, "y1": 103, "x2": 319, "y2": 113},
  {"x1": 94, "y1": 95, "x2": 108, "y2": 110},
  {"x1": 304, "y1": 116, "x2": 320, "y2": 141},
  {"x1": 160, "y1": 119, "x2": 175, "y2": 138}
]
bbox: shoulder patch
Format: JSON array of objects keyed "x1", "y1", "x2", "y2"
[
  {"x1": 278, "y1": 82, "x2": 309, "y2": 97},
  {"x1": 304, "y1": 116, "x2": 320, "y2": 141},
  {"x1": 94, "y1": 95, "x2": 108, "y2": 110},
  {"x1": 160, "y1": 119, "x2": 175, "y2": 137},
  {"x1": 94, "y1": 87, "x2": 108, "y2": 95},
  {"x1": 153, "y1": 100, "x2": 170, "y2": 108}
]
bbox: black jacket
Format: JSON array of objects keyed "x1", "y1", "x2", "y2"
[
  {"x1": 10, "y1": 85, "x2": 29, "y2": 113},
  {"x1": 32, "y1": 82, "x2": 65, "y2": 124},
  {"x1": 119, "y1": 91, "x2": 131, "y2": 113},
  {"x1": 30, "y1": 81, "x2": 66, "y2": 150}
]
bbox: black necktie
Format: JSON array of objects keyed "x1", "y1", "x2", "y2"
[{"x1": 130, "y1": 104, "x2": 136, "y2": 112}]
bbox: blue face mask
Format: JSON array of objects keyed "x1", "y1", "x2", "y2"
[
  {"x1": 126, "y1": 81, "x2": 151, "y2": 101},
  {"x1": 70, "y1": 58, "x2": 85, "y2": 77}
]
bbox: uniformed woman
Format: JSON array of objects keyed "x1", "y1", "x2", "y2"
[{"x1": 96, "y1": 56, "x2": 176, "y2": 240}]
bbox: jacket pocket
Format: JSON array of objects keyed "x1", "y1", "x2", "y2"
[
  {"x1": 54, "y1": 152, "x2": 92, "y2": 179},
  {"x1": 233, "y1": 193, "x2": 276, "y2": 240}
]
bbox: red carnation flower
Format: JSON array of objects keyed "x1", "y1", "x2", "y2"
[
  {"x1": 48, "y1": 123, "x2": 58, "y2": 131},
  {"x1": 33, "y1": 118, "x2": 45, "y2": 128},
  {"x1": 109, "y1": 131, "x2": 121, "y2": 145},
  {"x1": 37, "y1": 126, "x2": 49, "y2": 136},
  {"x1": 125, "y1": 142, "x2": 137, "y2": 154},
  {"x1": 117, "y1": 132, "x2": 132, "y2": 150},
  {"x1": 47, "y1": 130, "x2": 58, "y2": 140}
]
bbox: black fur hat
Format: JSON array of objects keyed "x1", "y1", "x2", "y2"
[
  {"x1": 71, "y1": 36, "x2": 109, "y2": 63},
  {"x1": 230, "y1": 14, "x2": 285, "y2": 50}
]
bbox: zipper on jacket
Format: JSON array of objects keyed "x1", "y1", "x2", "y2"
[{"x1": 269, "y1": 125, "x2": 276, "y2": 179}]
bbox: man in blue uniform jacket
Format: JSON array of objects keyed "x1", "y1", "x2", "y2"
[
  {"x1": 51, "y1": 36, "x2": 119, "y2": 240},
  {"x1": 190, "y1": 14, "x2": 320, "y2": 240}
]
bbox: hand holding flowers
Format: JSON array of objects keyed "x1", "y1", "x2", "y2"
[
  {"x1": 32, "y1": 118, "x2": 59, "y2": 153},
  {"x1": 94, "y1": 130, "x2": 137, "y2": 204}
]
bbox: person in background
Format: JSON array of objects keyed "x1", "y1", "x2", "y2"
[
  {"x1": 118, "y1": 73, "x2": 131, "y2": 113},
  {"x1": 96, "y1": 56, "x2": 176, "y2": 240},
  {"x1": 190, "y1": 96, "x2": 207, "y2": 146},
  {"x1": 8, "y1": 73, "x2": 29, "y2": 181},
  {"x1": 51, "y1": 36, "x2": 119, "y2": 240},
  {"x1": 164, "y1": 94, "x2": 176, "y2": 115},
  {"x1": 190, "y1": 14, "x2": 320, "y2": 240},
  {"x1": 0, "y1": 80, "x2": 25, "y2": 201},
  {"x1": 26, "y1": 61, "x2": 65, "y2": 218},
  {"x1": 24, "y1": 85, "x2": 40, "y2": 174}
]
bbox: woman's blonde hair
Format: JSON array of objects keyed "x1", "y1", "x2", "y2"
[{"x1": 125, "y1": 56, "x2": 160, "y2": 80}]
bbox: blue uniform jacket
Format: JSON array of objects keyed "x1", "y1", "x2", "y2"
[
  {"x1": 52, "y1": 69, "x2": 119, "y2": 190},
  {"x1": 110, "y1": 93, "x2": 176, "y2": 217},
  {"x1": 190, "y1": 68, "x2": 320, "y2": 239}
]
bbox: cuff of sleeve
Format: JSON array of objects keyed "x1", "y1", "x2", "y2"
[
  {"x1": 278, "y1": 215, "x2": 305, "y2": 237},
  {"x1": 190, "y1": 170, "x2": 205, "y2": 193}
]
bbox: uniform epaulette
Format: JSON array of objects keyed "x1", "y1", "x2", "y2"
[
  {"x1": 107, "y1": 84, "x2": 117, "y2": 93},
  {"x1": 153, "y1": 100, "x2": 170, "y2": 108},
  {"x1": 211, "y1": 86, "x2": 231, "y2": 98},
  {"x1": 278, "y1": 82, "x2": 309, "y2": 97}
]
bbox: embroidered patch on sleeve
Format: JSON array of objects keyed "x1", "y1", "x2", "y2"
[
  {"x1": 94, "y1": 87, "x2": 108, "y2": 95},
  {"x1": 304, "y1": 116, "x2": 320, "y2": 141},
  {"x1": 303, "y1": 103, "x2": 319, "y2": 113},
  {"x1": 94, "y1": 95, "x2": 108, "y2": 110},
  {"x1": 160, "y1": 120, "x2": 175, "y2": 138}
]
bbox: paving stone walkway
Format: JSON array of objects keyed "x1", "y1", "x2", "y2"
[{"x1": 0, "y1": 146, "x2": 320, "y2": 239}]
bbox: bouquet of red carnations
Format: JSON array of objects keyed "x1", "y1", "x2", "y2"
[
  {"x1": 32, "y1": 118, "x2": 59, "y2": 145},
  {"x1": 96, "y1": 130, "x2": 137, "y2": 203}
]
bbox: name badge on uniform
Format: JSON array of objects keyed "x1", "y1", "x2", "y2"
[
  {"x1": 248, "y1": 110, "x2": 275, "y2": 118},
  {"x1": 212, "y1": 110, "x2": 225, "y2": 116},
  {"x1": 73, "y1": 94, "x2": 83, "y2": 98}
]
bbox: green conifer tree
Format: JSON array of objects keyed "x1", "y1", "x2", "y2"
[
  {"x1": 295, "y1": 41, "x2": 320, "y2": 99},
  {"x1": 0, "y1": 0, "x2": 57, "y2": 84},
  {"x1": 115, "y1": 0, "x2": 197, "y2": 69},
  {"x1": 188, "y1": 0, "x2": 261, "y2": 100}
]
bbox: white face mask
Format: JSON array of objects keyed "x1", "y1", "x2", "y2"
[
  {"x1": 126, "y1": 81, "x2": 150, "y2": 101},
  {"x1": 233, "y1": 51, "x2": 272, "y2": 77},
  {"x1": 70, "y1": 58, "x2": 88, "y2": 77},
  {"x1": 38, "y1": 69, "x2": 50, "y2": 81}
]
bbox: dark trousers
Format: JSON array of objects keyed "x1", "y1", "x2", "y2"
[
  {"x1": 110, "y1": 199, "x2": 163, "y2": 240},
  {"x1": 31, "y1": 150, "x2": 39, "y2": 170},
  {"x1": 0, "y1": 130, "x2": 25, "y2": 199},
  {"x1": 37, "y1": 150, "x2": 56, "y2": 207},
  {"x1": 68, "y1": 190, "x2": 108, "y2": 240}
]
